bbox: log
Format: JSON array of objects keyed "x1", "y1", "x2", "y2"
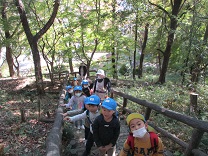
[{"x1": 46, "y1": 107, "x2": 63, "y2": 156}]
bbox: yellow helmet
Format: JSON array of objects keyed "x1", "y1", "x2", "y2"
[{"x1": 126, "y1": 113, "x2": 146, "y2": 125}]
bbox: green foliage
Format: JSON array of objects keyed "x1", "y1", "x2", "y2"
[
  {"x1": 62, "y1": 123, "x2": 74, "y2": 142},
  {"x1": 53, "y1": 64, "x2": 68, "y2": 72},
  {"x1": 119, "y1": 64, "x2": 130, "y2": 76},
  {"x1": 114, "y1": 75, "x2": 208, "y2": 153}
]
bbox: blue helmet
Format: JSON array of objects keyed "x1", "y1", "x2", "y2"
[
  {"x1": 84, "y1": 95, "x2": 100, "y2": 105},
  {"x1": 65, "y1": 85, "x2": 72, "y2": 91},
  {"x1": 82, "y1": 80, "x2": 89, "y2": 85},
  {"x1": 102, "y1": 98, "x2": 117, "y2": 111},
  {"x1": 73, "y1": 86, "x2": 82, "y2": 91}
]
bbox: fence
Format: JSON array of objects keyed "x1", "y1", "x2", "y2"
[{"x1": 111, "y1": 88, "x2": 208, "y2": 156}]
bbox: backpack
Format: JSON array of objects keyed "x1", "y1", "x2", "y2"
[
  {"x1": 127, "y1": 131, "x2": 159, "y2": 155},
  {"x1": 86, "y1": 110, "x2": 92, "y2": 124}
]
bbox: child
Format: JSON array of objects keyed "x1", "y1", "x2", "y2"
[
  {"x1": 82, "y1": 80, "x2": 91, "y2": 97},
  {"x1": 92, "y1": 98, "x2": 120, "y2": 156},
  {"x1": 119, "y1": 113, "x2": 164, "y2": 156},
  {"x1": 92, "y1": 69, "x2": 111, "y2": 102},
  {"x1": 63, "y1": 95, "x2": 101, "y2": 156},
  {"x1": 71, "y1": 77, "x2": 79, "y2": 86},
  {"x1": 64, "y1": 85, "x2": 73, "y2": 102},
  {"x1": 61, "y1": 86, "x2": 86, "y2": 129}
]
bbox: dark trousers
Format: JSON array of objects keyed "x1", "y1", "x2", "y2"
[
  {"x1": 84, "y1": 126, "x2": 90, "y2": 140},
  {"x1": 85, "y1": 132, "x2": 94, "y2": 154}
]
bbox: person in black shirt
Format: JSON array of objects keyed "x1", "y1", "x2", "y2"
[{"x1": 92, "y1": 98, "x2": 120, "y2": 156}]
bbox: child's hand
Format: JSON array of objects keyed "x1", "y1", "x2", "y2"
[
  {"x1": 104, "y1": 144, "x2": 112, "y2": 151},
  {"x1": 61, "y1": 113, "x2": 68, "y2": 117},
  {"x1": 63, "y1": 117, "x2": 71, "y2": 122},
  {"x1": 59, "y1": 104, "x2": 66, "y2": 107},
  {"x1": 90, "y1": 89, "x2": 93, "y2": 95},
  {"x1": 98, "y1": 146, "x2": 106, "y2": 153}
]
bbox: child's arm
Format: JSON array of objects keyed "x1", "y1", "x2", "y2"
[
  {"x1": 119, "y1": 139, "x2": 131, "y2": 156},
  {"x1": 59, "y1": 96, "x2": 74, "y2": 108},
  {"x1": 65, "y1": 96, "x2": 75, "y2": 108},
  {"x1": 61, "y1": 109, "x2": 84, "y2": 118},
  {"x1": 64, "y1": 92, "x2": 69, "y2": 101},
  {"x1": 69, "y1": 110, "x2": 87, "y2": 122},
  {"x1": 110, "y1": 119, "x2": 120, "y2": 146},
  {"x1": 92, "y1": 117, "x2": 102, "y2": 148}
]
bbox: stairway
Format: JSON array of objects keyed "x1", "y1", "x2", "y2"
[{"x1": 64, "y1": 117, "x2": 128, "y2": 156}]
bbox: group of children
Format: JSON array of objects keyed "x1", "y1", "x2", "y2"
[{"x1": 60, "y1": 68, "x2": 165, "y2": 156}]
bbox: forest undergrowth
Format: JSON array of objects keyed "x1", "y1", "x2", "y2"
[
  {"x1": 0, "y1": 76, "x2": 207, "y2": 155},
  {"x1": 0, "y1": 77, "x2": 61, "y2": 155}
]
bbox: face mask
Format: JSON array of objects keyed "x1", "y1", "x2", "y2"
[
  {"x1": 97, "y1": 76, "x2": 102, "y2": 79},
  {"x1": 69, "y1": 90, "x2": 73, "y2": 93},
  {"x1": 75, "y1": 93, "x2": 82, "y2": 97},
  {"x1": 132, "y1": 126, "x2": 147, "y2": 138},
  {"x1": 84, "y1": 85, "x2": 88, "y2": 88}
]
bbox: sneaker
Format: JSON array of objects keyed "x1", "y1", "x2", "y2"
[{"x1": 81, "y1": 125, "x2": 85, "y2": 130}]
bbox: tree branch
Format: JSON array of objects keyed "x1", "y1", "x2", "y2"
[
  {"x1": 148, "y1": 0, "x2": 171, "y2": 19},
  {"x1": 35, "y1": 0, "x2": 60, "y2": 41}
]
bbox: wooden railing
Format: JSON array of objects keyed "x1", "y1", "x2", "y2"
[
  {"x1": 45, "y1": 70, "x2": 96, "y2": 156},
  {"x1": 111, "y1": 88, "x2": 208, "y2": 156},
  {"x1": 45, "y1": 72, "x2": 69, "y2": 156}
]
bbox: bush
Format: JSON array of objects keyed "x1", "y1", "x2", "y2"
[{"x1": 119, "y1": 64, "x2": 130, "y2": 76}]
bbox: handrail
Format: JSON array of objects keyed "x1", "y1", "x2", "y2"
[
  {"x1": 111, "y1": 88, "x2": 208, "y2": 156},
  {"x1": 45, "y1": 77, "x2": 68, "y2": 156}
]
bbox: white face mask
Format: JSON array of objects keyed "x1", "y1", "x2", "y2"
[
  {"x1": 69, "y1": 90, "x2": 73, "y2": 93},
  {"x1": 132, "y1": 126, "x2": 147, "y2": 138},
  {"x1": 97, "y1": 75, "x2": 103, "y2": 79},
  {"x1": 75, "y1": 93, "x2": 82, "y2": 97},
  {"x1": 84, "y1": 85, "x2": 88, "y2": 88}
]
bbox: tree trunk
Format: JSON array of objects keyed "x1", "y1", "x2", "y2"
[
  {"x1": 69, "y1": 57, "x2": 74, "y2": 73},
  {"x1": 156, "y1": 0, "x2": 183, "y2": 84},
  {"x1": 138, "y1": 23, "x2": 149, "y2": 78},
  {"x1": 31, "y1": 41, "x2": 45, "y2": 94},
  {"x1": 1, "y1": 1, "x2": 15, "y2": 77},
  {"x1": 133, "y1": 13, "x2": 138, "y2": 80},
  {"x1": 111, "y1": 0, "x2": 117, "y2": 79},
  {"x1": 112, "y1": 47, "x2": 117, "y2": 78},
  {"x1": 6, "y1": 47, "x2": 15, "y2": 77},
  {"x1": 190, "y1": 22, "x2": 208, "y2": 83},
  {"x1": 15, "y1": 0, "x2": 60, "y2": 95}
]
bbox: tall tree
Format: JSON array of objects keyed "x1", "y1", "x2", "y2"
[
  {"x1": 138, "y1": 23, "x2": 149, "y2": 78},
  {"x1": 149, "y1": 0, "x2": 186, "y2": 84},
  {"x1": 1, "y1": 1, "x2": 15, "y2": 77},
  {"x1": 111, "y1": 0, "x2": 118, "y2": 79},
  {"x1": 15, "y1": 0, "x2": 60, "y2": 94}
]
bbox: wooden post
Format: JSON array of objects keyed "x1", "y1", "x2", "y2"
[
  {"x1": 184, "y1": 128, "x2": 204, "y2": 156},
  {"x1": 122, "y1": 97, "x2": 127, "y2": 114},
  {"x1": 20, "y1": 108, "x2": 26, "y2": 122},
  {"x1": 190, "y1": 93, "x2": 198, "y2": 114}
]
